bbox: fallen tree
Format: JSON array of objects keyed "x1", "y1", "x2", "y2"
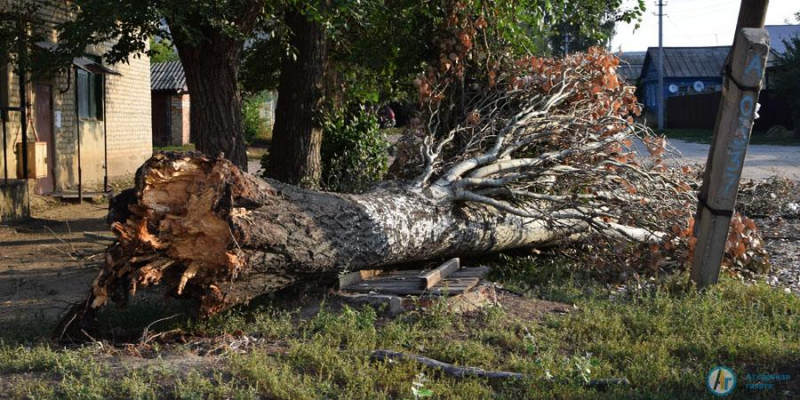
[{"x1": 57, "y1": 48, "x2": 766, "y2": 337}]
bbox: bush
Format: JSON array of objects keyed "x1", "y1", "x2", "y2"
[
  {"x1": 321, "y1": 108, "x2": 389, "y2": 193},
  {"x1": 242, "y1": 92, "x2": 272, "y2": 146}
]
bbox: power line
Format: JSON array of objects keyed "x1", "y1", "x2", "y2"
[
  {"x1": 671, "y1": 0, "x2": 738, "y2": 14},
  {"x1": 666, "y1": 15, "x2": 693, "y2": 42}
]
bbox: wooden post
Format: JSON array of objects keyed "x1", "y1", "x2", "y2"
[{"x1": 690, "y1": 28, "x2": 770, "y2": 286}]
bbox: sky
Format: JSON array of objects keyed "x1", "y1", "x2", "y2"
[{"x1": 610, "y1": 0, "x2": 799, "y2": 52}]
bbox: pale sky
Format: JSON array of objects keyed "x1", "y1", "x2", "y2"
[{"x1": 611, "y1": 0, "x2": 799, "y2": 52}]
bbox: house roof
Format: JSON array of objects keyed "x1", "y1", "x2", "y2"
[
  {"x1": 764, "y1": 25, "x2": 800, "y2": 54},
  {"x1": 151, "y1": 61, "x2": 187, "y2": 92},
  {"x1": 616, "y1": 51, "x2": 646, "y2": 82},
  {"x1": 617, "y1": 65, "x2": 643, "y2": 82},
  {"x1": 617, "y1": 51, "x2": 646, "y2": 65},
  {"x1": 765, "y1": 25, "x2": 800, "y2": 55},
  {"x1": 641, "y1": 46, "x2": 730, "y2": 80}
]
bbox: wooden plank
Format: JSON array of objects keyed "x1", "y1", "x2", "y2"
[
  {"x1": 344, "y1": 277, "x2": 480, "y2": 296},
  {"x1": 419, "y1": 258, "x2": 460, "y2": 289},
  {"x1": 449, "y1": 266, "x2": 491, "y2": 279},
  {"x1": 691, "y1": 28, "x2": 769, "y2": 286},
  {"x1": 339, "y1": 269, "x2": 383, "y2": 289},
  {"x1": 429, "y1": 277, "x2": 480, "y2": 295}
]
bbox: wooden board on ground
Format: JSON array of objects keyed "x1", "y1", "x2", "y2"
[
  {"x1": 338, "y1": 269, "x2": 384, "y2": 289},
  {"x1": 342, "y1": 266, "x2": 490, "y2": 296},
  {"x1": 337, "y1": 261, "x2": 493, "y2": 314},
  {"x1": 420, "y1": 257, "x2": 460, "y2": 289},
  {"x1": 339, "y1": 280, "x2": 497, "y2": 315}
]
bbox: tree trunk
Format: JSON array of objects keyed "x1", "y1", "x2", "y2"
[
  {"x1": 175, "y1": 41, "x2": 248, "y2": 171},
  {"x1": 267, "y1": 8, "x2": 327, "y2": 186},
  {"x1": 74, "y1": 153, "x2": 582, "y2": 323}
]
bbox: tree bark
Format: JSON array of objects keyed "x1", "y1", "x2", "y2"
[
  {"x1": 173, "y1": 36, "x2": 249, "y2": 171},
  {"x1": 79, "y1": 153, "x2": 586, "y2": 320},
  {"x1": 164, "y1": 0, "x2": 265, "y2": 171},
  {"x1": 267, "y1": 8, "x2": 327, "y2": 186}
]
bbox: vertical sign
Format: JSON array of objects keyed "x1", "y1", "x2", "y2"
[{"x1": 690, "y1": 28, "x2": 770, "y2": 286}]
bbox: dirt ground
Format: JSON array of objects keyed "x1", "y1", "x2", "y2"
[{"x1": 0, "y1": 201, "x2": 109, "y2": 321}]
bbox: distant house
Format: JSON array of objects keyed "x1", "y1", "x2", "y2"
[
  {"x1": 616, "y1": 51, "x2": 646, "y2": 84},
  {"x1": 764, "y1": 24, "x2": 800, "y2": 89},
  {"x1": 639, "y1": 46, "x2": 729, "y2": 109},
  {"x1": 766, "y1": 24, "x2": 800, "y2": 58},
  {"x1": 150, "y1": 61, "x2": 190, "y2": 146}
]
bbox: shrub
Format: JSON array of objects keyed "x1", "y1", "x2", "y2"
[
  {"x1": 321, "y1": 108, "x2": 388, "y2": 193},
  {"x1": 242, "y1": 92, "x2": 272, "y2": 146}
]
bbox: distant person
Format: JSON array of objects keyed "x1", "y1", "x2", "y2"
[{"x1": 378, "y1": 105, "x2": 396, "y2": 128}]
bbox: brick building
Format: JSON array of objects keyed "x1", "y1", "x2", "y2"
[
  {"x1": 1, "y1": 0, "x2": 152, "y2": 217},
  {"x1": 150, "y1": 61, "x2": 190, "y2": 146}
]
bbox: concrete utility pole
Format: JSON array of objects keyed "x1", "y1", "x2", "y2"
[
  {"x1": 690, "y1": 0, "x2": 770, "y2": 287},
  {"x1": 656, "y1": 1, "x2": 666, "y2": 131}
]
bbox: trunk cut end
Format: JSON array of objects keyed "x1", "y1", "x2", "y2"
[{"x1": 96, "y1": 152, "x2": 250, "y2": 316}]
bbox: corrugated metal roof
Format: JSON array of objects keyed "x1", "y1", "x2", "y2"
[
  {"x1": 642, "y1": 46, "x2": 730, "y2": 79},
  {"x1": 618, "y1": 65, "x2": 643, "y2": 82},
  {"x1": 617, "y1": 51, "x2": 646, "y2": 66},
  {"x1": 616, "y1": 51, "x2": 646, "y2": 82},
  {"x1": 151, "y1": 61, "x2": 187, "y2": 92},
  {"x1": 765, "y1": 25, "x2": 800, "y2": 55}
]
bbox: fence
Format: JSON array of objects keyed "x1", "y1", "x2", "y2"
[{"x1": 666, "y1": 90, "x2": 794, "y2": 132}]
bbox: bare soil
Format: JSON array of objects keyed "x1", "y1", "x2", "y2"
[{"x1": 0, "y1": 201, "x2": 109, "y2": 321}]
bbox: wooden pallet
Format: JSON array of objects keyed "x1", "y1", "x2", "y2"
[
  {"x1": 337, "y1": 258, "x2": 494, "y2": 314},
  {"x1": 339, "y1": 258, "x2": 490, "y2": 296},
  {"x1": 342, "y1": 267, "x2": 489, "y2": 296}
]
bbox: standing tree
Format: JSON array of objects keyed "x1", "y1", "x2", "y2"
[
  {"x1": 55, "y1": 0, "x2": 266, "y2": 170},
  {"x1": 267, "y1": 3, "x2": 328, "y2": 186},
  {"x1": 148, "y1": 38, "x2": 179, "y2": 63}
]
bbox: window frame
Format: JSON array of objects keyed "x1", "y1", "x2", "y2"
[{"x1": 76, "y1": 56, "x2": 104, "y2": 120}]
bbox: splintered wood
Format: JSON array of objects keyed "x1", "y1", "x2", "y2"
[{"x1": 89, "y1": 153, "x2": 245, "y2": 314}]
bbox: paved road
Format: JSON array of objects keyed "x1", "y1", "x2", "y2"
[
  {"x1": 247, "y1": 139, "x2": 800, "y2": 182},
  {"x1": 668, "y1": 139, "x2": 800, "y2": 181},
  {"x1": 247, "y1": 160, "x2": 263, "y2": 176}
]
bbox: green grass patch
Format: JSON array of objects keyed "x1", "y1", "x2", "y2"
[
  {"x1": 1, "y1": 258, "x2": 798, "y2": 399},
  {"x1": 153, "y1": 144, "x2": 196, "y2": 153},
  {"x1": 665, "y1": 128, "x2": 800, "y2": 146}
]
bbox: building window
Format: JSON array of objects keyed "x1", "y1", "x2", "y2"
[{"x1": 77, "y1": 65, "x2": 102, "y2": 119}]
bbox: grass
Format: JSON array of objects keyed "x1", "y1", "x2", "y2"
[
  {"x1": 153, "y1": 144, "x2": 196, "y2": 152},
  {"x1": 664, "y1": 128, "x2": 800, "y2": 146},
  {"x1": 1, "y1": 258, "x2": 798, "y2": 399}
]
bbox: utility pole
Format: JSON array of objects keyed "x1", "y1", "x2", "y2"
[
  {"x1": 690, "y1": 0, "x2": 770, "y2": 287},
  {"x1": 656, "y1": 1, "x2": 666, "y2": 131}
]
